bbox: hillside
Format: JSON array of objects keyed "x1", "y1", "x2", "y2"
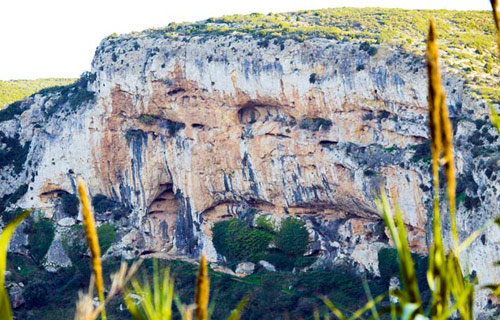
[
  {"x1": 114, "y1": 8, "x2": 499, "y2": 102},
  {"x1": 0, "y1": 7, "x2": 499, "y2": 319},
  {"x1": 0, "y1": 78, "x2": 76, "y2": 108}
]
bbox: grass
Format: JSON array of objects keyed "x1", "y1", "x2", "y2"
[
  {"x1": 103, "y1": 8, "x2": 500, "y2": 104},
  {"x1": 0, "y1": 78, "x2": 76, "y2": 109}
]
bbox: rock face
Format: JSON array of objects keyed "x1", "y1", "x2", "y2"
[
  {"x1": 236, "y1": 262, "x2": 255, "y2": 276},
  {"x1": 0, "y1": 29, "x2": 499, "y2": 314}
]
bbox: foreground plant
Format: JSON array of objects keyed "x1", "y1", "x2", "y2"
[
  {"x1": 323, "y1": 18, "x2": 495, "y2": 320},
  {"x1": 0, "y1": 209, "x2": 31, "y2": 320},
  {"x1": 77, "y1": 178, "x2": 107, "y2": 320},
  {"x1": 75, "y1": 260, "x2": 142, "y2": 320},
  {"x1": 125, "y1": 254, "x2": 247, "y2": 320}
]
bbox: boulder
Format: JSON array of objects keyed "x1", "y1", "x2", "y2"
[
  {"x1": 258, "y1": 260, "x2": 276, "y2": 272},
  {"x1": 58, "y1": 217, "x2": 76, "y2": 227},
  {"x1": 43, "y1": 238, "x2": 72, "y2": 272},
  {"x1": 8, "y1": 283, "x2": 24, "y2": 309},
  {"x1": 235, "y1": 262, "x2": 255, "y2": 276}
]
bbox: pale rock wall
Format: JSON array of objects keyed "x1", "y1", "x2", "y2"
[{"x1": 0, "y1": 34, "x2": 499, "y2": 315}]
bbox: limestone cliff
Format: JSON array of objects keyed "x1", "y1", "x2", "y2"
[{"x1": 0, "y1": 8, "x2": 499, "y2": 315}]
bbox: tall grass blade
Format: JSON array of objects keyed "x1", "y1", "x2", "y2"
[
  {"x1": 195, "y1": 254, "x2": 209, "y2": 320},
  {"x1": 490, "y1": 104, "x2": 500, "y2": 134},
  {"x1": 225, "y1": 295, "x2": 249, "y2": 320},
  {"x1": 77, "y1": 178, "x2": 106, "y2": 320},
  {"x1": 426, "y1": 20, "x2": 452, "y2": 318},
  {"x1": 124, "y1": 261, "x2": 174, "y2": 320},
  {"x1": 375, "y1": 192, "x2": 421, "y2": 311},
  {"x1": 322, "y1": 296, "x2": 347, "y2": 320},
  {"x1": 0, "y1": 209, "x2": 31, "y2": 320}
]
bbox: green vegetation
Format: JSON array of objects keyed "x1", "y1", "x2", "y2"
[
  {"x1": 60, "y1": 193, "x2": 79, "y2": 217},
  {"x1": 0, "y1": 185, "x2": 28, "y2": 213},
  {"x1": 0, "y1": 132, "x2": 30, "y2": 174},
  {"x1": 274, "y1": 217, "x2": 309, "y2": 256},
  {"x1": 0, "y1": 78, "x2": 76, "y2": 109},
  {"x1": 41, "y1": 73, "x2": 95, "y2": 117},
  {"x1": 111, "y1": 8, "x2": 500, "y2": 103},
  {"x1": 299, "y1": 117, "x2": 333, "y2": 131},
  {"x1": 92, "y1": 194, "x2": 129, "y2": 220},
  {"x1": 0, "y1": 100, "x2": 27, "y2": 122},
  {"x1": 0, "y1": 5, "x2": 499, "y2": 320},
  {"x1": 96, "y1": 223, "x2": 117, "y2": 254},
  {"x1": 410, "y1": 142, "x2": 432, "y2": 163},
  {"x1": 212, "y1": 216, "x2": 313, "y2": 271},
  {"x1": 8, "y1": 256, "x2": 387, "y2": 320},
  {"x1": 27, "y1": 219, "x2": 55, "y2": 262},
  {"x1": 212, "y1": 219, "x2": 272, "y2": 264},
  {"x1": 138, "y1": 114, "x2": 161, "y2": 125}
]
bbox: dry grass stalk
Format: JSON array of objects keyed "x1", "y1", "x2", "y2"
[
  {"x1": 0, "y1": 209, "x2": 31, "y2": 320},
  {"x1": 195, "y1": 254, "x2": 209, "y2": 320},
  {"x1": 77, "y1": 178, "x2": 106, "y2": 320},
  {"x1": 75, "y1": 260, "x2": 142, "y2": 320},
  {"x1": 491, "y1": 0, "x2": 500, "y2": 55},
  {"x1": 439, "y1": 91, "x2": 457, "y2": 249},
  {"x1": 426, "y1": 20, "x2": 458, "y2": 249}
]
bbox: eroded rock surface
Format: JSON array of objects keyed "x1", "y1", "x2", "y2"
[{"x1": 0, "y1": 32, "x2": 499, "y2": 314}]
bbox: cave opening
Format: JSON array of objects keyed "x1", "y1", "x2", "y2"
[{"x1": 145, "y1": 183, "x2": 179, "y2": 253}]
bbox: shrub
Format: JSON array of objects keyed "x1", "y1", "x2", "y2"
[
  {"x1": 92, "y1": 194, "x2": 129, "y2": 220},
  {"x1": 23, "y1": 280, "x2": 48, "y2": 307},
  {"x1": 43, "y1": 73, "x2": 95, "y2": 117},
  {"x1": 367, "y1": 46, "x2": 378, "y2": 56},
  {"x1": 28, "y1": 219, "x2": 55, "y2": 262},
  {"x1": 255, "y1": 215, "x2": 276, "y2": 233},
  {"x1": 0, "y1": 101, "x2": 26, "y2": 122},
  {"x1": 261, "y1": 251, "x2": 296, "y2": 271},
  {"x1": 212, "y1": 219, "x2": 272, "y2": 262},
  {"x1": 60, "y1": 193, "x2": 79, "y2": 217},
  {"x1": 97, "y1": 223, "x2": 117, "y2": 254},
  {"x1": 0, "y1": 132, "x2": 31, "y2": 174},
  {"x1": 410, "y1": 142, "x2": 431, "y2": 163},
  {"x1": 309, "y1": 73, "x2": 317, "y2": 84},
  {"x1": 1, "y1": 208, "x2": 24, "y2": 224},
  {"x1": 299, "y1": 117, "x2": 332, "y2": 131},
  {"x1": 274, "y1": 217, "x2": 309, "y2": 256},
  {"x1": 138, "y1": 114, "x2": 160, "y2": 125},
  {"x1": 0, "y1": 184, "x2": 28, "y2": 213},
  {"x1": 377, "y1": 248, "x2": 399, "y2": 282}
]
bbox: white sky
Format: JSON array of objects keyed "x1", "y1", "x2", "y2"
[{"x1": 0, "y1": 0, "x2": 492, "y2": 80}]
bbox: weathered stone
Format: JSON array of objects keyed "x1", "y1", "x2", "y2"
[
  {"x1": 58, "y1": 217, "x2": 76, "y2": 227},
  {"x1": 258, "y1": 260, "x2": 276, "y2": 272},
  {"x1": 0, "y1": 26, "x2": 498, "y2": 317},
  {"x1": 43, "y1": 238, "x2": 72, "y2": 272},
  {"x1": 8, "y1": 283, "x2": 24, "y2": 309},
  {"x1": 235, "y1": 262, "x2": 255, "y2": 276}
]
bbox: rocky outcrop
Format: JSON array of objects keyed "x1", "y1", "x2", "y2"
[{"x1": 0, "y1": 23, "x2": 499, "y2": 314}]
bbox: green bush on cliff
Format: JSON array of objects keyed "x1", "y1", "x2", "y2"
[
  {"x1": 28, "y1": 219, "x2": 55, "y2": 262},
  {"x1": 92, "y1": 194, "x2": 129, "y2": 220},
  {"x1": 23, "y1": 280, "x2": 48, "y2": 307},
  {"x1": 97, "y1": 223, "x2": 117, "y2": 254},
  {"x1": 0, "y1": 132, "x2": 31, "y2": 174},
  {"x1": 299, "y1": 117, "x2": 332, "y2": 131},
  {"x1": 60, "y1": 193, "x2": 79, "y2": 217},
  {"x1": 0, "y1": 185, "x2": 28, "y2": 213},
  {"x1": 255, "y1": 215, "x2": 277, "y2": 233},
  {"x1": 213, "y1": 216, "x2": 313, "y2": 270},
  {"x1": 275, "y1": 217, "x2": 309, "y2": 256},
  {"x1": 213, "y1": 219, "x2": 272, "y2": 263}
]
